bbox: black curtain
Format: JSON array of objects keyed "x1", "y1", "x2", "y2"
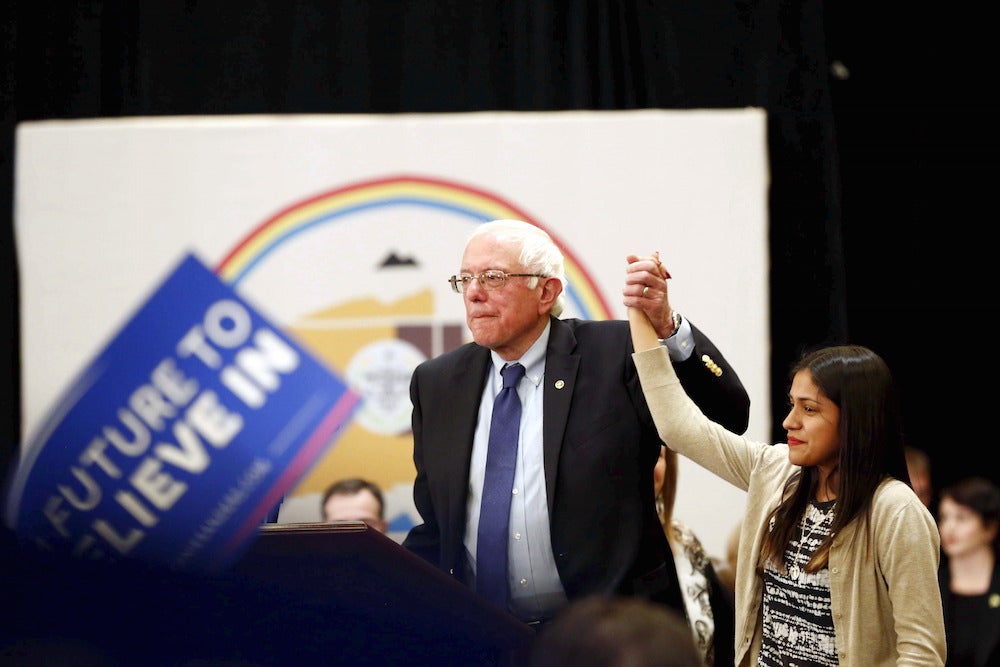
[{"x1": 4, "y1": 2, "x2": 991, "y2": 492}]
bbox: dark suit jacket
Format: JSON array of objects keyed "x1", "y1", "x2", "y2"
[{"x1": 403, "y1": 316, "x2": 750, "y2": 617}]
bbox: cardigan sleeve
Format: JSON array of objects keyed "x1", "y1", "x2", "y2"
[
  {"x1": 633, "y1": 346, "x2": 764, "y2": 492},
  {"x1": 873, "y1": 482, "x2": 946, "y2": 665}
]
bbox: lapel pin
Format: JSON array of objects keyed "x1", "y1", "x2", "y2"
[{"x1": 554, "y1": 380, "x2": 565, "y2": 389}]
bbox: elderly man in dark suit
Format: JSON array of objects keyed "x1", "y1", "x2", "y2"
[{"x1": 403, "y1": 219, "x2": 749, "y2": 631}]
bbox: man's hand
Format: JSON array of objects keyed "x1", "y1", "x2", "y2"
[{"x1": 623, "y1": 252, "x2": 674, "y2": 339}]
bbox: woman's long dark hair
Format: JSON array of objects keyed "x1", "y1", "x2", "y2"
[{"x1": 759, "y1": 345, "x2": 910, "y2": 574}]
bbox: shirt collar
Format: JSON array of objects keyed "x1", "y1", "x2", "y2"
[{"x1": 490, "y1": 320, "x2": 550, "y2": 387}]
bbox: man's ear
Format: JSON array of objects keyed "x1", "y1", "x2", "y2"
[{"x1": 539, "y1": 277, "x2": 562, "y2": 312}]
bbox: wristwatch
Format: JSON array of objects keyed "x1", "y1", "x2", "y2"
[{"x1": 659, "y1": 310, "x2": 683, "y2": 342}]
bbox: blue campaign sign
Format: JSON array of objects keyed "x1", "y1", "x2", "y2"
[{"x1": 4, "y1": 253, "x2": 360, "y2": 572}]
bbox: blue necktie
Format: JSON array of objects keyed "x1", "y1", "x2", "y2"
[{"x1": 476, "y1": 362, "x2": 525, "y2": 609}]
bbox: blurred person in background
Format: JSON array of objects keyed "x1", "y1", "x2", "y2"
[
  {"x1": 529, "y1": 595, "x2": 703, "y2": 667},
  {"x1": 937, "y1": 476, "x2": 1000, "y2": 666},
  {"x1": 321, "y1": 477, "x2": 388, "y2": 534},
  {"x1": 905, "y1": 445, "x2": 934, "y2": 509},
  {"x1": 653, "y1": 444, "x2": 735, "y2": 666}
]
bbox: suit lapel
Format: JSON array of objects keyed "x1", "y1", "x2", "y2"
[
  {"x1": 444, "y1": 346, "x2": 492, "y2": 512},
  {"x1": 542, "y1": 318, "x2": 579, "y2": 517}
]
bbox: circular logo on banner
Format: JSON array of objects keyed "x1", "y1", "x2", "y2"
[{"x1": 345, "y1": 338, "x2": 426, "y2": 435}]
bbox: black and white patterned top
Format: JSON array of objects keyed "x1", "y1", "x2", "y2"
[
  {"x1": 759, "y1": 499, "x2": 838, "y2": 667},
  {"x1": 668, "y1": 519, "x2": 717, "y2": 667}
]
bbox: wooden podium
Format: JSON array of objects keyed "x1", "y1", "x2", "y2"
[{"x1": 231, "y1": 521, "x2": 536, "y2": 666}]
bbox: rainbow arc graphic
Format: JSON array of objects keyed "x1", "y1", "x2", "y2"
[{"x1": 215, "y1": 174, "x2": 612, "y2": 320}]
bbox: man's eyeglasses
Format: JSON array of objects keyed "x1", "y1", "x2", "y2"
[{"x1": 448, "y1": 270, "x2": 546, "y2": 293}]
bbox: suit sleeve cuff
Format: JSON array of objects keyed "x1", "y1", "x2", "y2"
[{"x1": 659, "y1": 316, "x2": 694, "y2": 361}]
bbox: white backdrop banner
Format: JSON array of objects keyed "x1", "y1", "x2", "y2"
[{"x1": 15, "y1": 110, "x2": 769, "y2": 557}]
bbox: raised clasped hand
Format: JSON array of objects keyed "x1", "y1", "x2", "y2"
[{"x1": 623, "y1": 251, "x2": 673, "y2": 338}]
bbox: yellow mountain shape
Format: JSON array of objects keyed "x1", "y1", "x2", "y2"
[{"x1": 305, "y1": 289, "x2": 433, "y2": 319}]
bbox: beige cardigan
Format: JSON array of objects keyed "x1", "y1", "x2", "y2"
[{"x1": 633, "y1": 347, "x2": 945, "y2": 666}]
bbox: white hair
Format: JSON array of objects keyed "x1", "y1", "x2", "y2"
[{"x1": 467, "y1": 219, "x2": 566, "y2": 317}]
